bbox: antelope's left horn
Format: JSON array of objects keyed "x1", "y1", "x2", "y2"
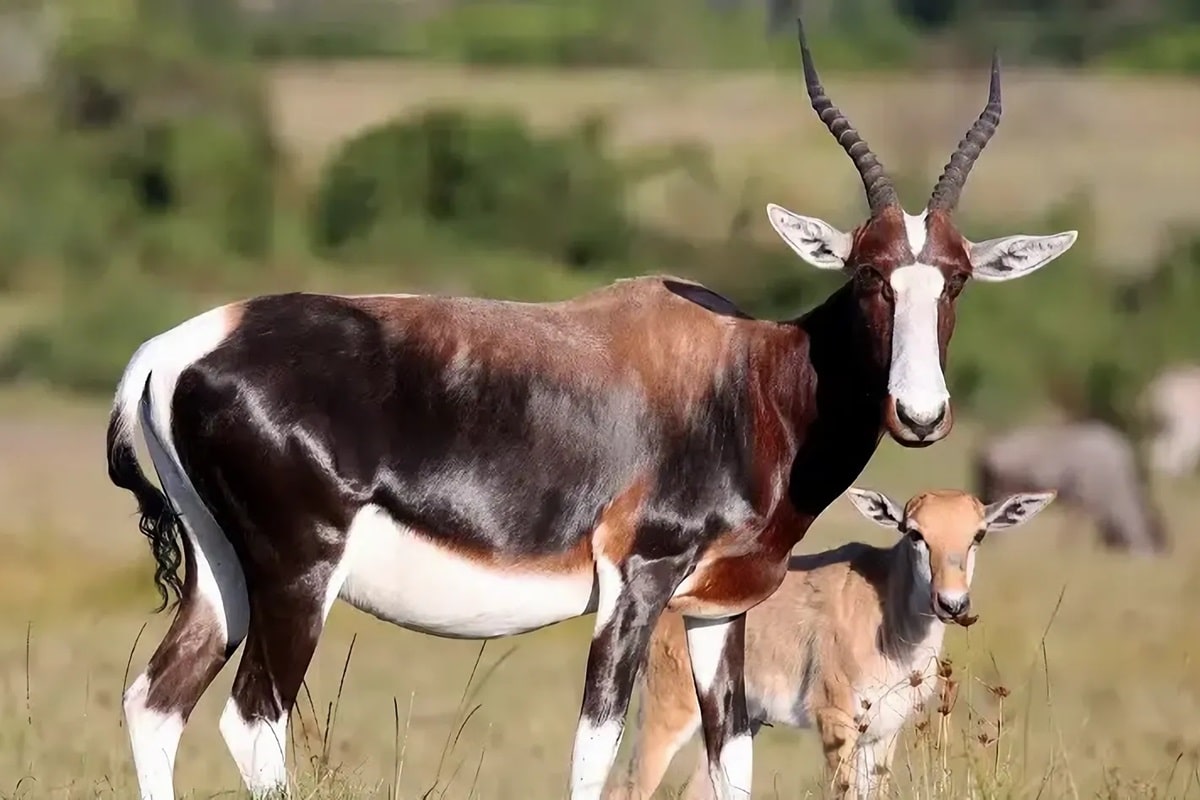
[{"x1": 927, "y1": 52, "x2": 1002, "y2": 213}]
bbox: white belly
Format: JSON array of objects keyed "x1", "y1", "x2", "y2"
[{"x1": 335, "y1": 505, "x2": 598, "y2": 639}]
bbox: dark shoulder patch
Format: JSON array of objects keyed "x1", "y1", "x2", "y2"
[{"x1": 663, "y1": 279, "x2": 754, "y2": 320}]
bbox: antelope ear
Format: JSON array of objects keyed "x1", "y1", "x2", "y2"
[
  {"x1": 968, "y1": 231, "x2": 1077, "y2": 282},
  {"x1": 846, "y1": 487, "x2": 905, "y2": 531},
  {"x1": 983, "y1": 491, "x2": 1057, "y2": 531},
  {"x1": 766, "y1": 203, "x2": 852, "y2": 271}
]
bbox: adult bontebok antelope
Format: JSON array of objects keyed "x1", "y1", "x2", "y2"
[
  {"x1": 105, "y1": 20, "x2": 1077, "y2": 800},
  {"x1": 615, "y1": 488, "x2": 1057, "y2": 800}
]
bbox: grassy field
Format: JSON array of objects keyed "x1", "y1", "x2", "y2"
[
  {"x1": 267, "y1": 62, "x2": 1200, "y2": 270},
  {"x1": 1, "y1": 388, "x2": 1198, "y2": 799}
]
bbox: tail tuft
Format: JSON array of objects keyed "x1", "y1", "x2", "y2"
[{"x1": 106, "y1": 385, "x2": 184, "y2": 612}]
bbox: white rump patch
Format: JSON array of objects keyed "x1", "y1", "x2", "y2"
[
  {"x1": 888, "y1": 263, "x2": 949, "y2": 421},
  {"x1": 336, "y1": 505, "x2": 596, "y2": 639}
]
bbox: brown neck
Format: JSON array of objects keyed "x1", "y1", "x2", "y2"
[{"x1": 780, "y1": 282, "x2": 889, "y2": 527}]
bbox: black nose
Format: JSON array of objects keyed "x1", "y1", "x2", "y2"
[
  {"x1": 935, "y1": 593, "x2": 970, "y2": 618},
  {"x1": 896, "y1": 403, "x2": 946, "y2": 439}
]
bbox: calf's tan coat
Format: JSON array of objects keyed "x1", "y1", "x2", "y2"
[{"x1": 609, "y1": 487, "x2": 1056, "y2": 800}]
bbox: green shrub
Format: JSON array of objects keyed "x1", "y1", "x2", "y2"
[
  {"x1": 312, "y1": 109, "x2": 634, "y2": 270},
  {"x1": 0, "y1": 1, "x2": 283, "y2": 281}
]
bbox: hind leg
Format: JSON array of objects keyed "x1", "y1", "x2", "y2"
[
  {"x1": 219, "y1": 554, "x2": 347, "y2": 796},
  {"x1": 124, "y1": 517, "x2": 249, "y2": 800}
]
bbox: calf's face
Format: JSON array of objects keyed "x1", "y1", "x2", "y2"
[{"x1": 846, "y1": 487, "x2": 1056, "y2": 624}]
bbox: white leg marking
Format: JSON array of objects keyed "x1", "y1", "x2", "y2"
[
  {"x1": 713, "y1": 734, "x2": 752, "y2": 800},
  {"x1": 594, "y1": 556, "x2": 623, "y2": 630},
  {"x1": 571, "y1": 718, "x2": 624, "y2": 800},
  {"x1": 568, "y1": 557, "x2": 628, "y2": 799},
  {"x1": 219, "y1": 702, "x2": 289, "y2": 796},
  {"x1": 124, "y1": 674, "x2": 185, "y2": 800},
  {"x1": 684, "y1": 617, "x2": 751, "y2": 800},
  {"x1": 684, "y1": 616, "x2": 730, "y2": 692},
  {"x1": 888, "y1": 263, "x2": 949, "y2": 423}
]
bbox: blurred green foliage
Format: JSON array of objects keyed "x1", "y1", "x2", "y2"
[
  {"x1": 143, "y1": 0, "x2": 1200, "y2": 72},
  {"x1": 1, "y1": 0, "x2": 1199, "y2": 436},
  {"x1": 313, "y1": 110, "x2": 634, "y2": 270}
]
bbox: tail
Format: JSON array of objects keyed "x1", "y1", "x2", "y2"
[
  {"x1": 105, "y1": 304, "x2": 234, "y2": 612},
  {"x1": 106, "y1": 340, "x2": 184, "y2": 611}
]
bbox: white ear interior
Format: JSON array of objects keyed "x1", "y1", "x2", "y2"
[
  {"x1": 969, "y1": 231, "x2": 1078, "y2": 282},
  {"x1": 983, "y1": 491, "x2": 1057, "y2": 531},
  {"x1": 846, "y1": 487, "x2": 905, "y2": 530},
  {"x1": 766, "y1": 203, "x2": 852, "y2": 271}
]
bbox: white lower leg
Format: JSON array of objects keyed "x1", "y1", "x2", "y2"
[
  {"x1": 685, "y1": 617, "x2": 752, "y2": 800},
  {"x1": 711, "y1": 734, "x2": 752, "y2": 800},
  {"x1": 219, "y1": 698, "x2": 289, "y2": 796},
  {"x1": 124, "y1": 673, "x2": 185, "y2": 800},
  {"x1": 570, "y1": 716, "x2": 624, "y2": 800}
]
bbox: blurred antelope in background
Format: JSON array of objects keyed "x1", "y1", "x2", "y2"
[
  {"x1": 974, "y1": 420, "x2": 1168, "y2": 555},
  {"x1": 1141, "y1": 364, "x2": 1200, "y2": 478},
  {"x1": 611, "y1": 487, "x2": 1056, "y2": 800}
]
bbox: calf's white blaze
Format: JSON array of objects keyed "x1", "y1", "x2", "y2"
[
  {"x1": 888, "y1": 263, "x2": 948, "y2": 422},
  {"x1": 337, "y1": 505, "x2": 596, "y2": 638}
]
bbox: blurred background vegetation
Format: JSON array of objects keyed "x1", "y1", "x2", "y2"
[{"x1": 1, "y1": 0, "x2": 1199, "y2": 428}]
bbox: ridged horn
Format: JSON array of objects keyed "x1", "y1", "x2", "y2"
[
  {"x1": 797, "y1": 17, "x2": 898, "y2": 214},
  {"x1": 928, "y1": 52, "x2": 1002, "y2": 213}
]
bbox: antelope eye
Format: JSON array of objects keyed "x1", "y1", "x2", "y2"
[
  {"x1": 973, "y1": 530, "x2": 986, "y2": 544},
  {"x1": 857, "y1": 267, "x2": 893, "y2": 301},
  {"x1": 858, "y1": 267, "x2": 884, "y2": 288},
  {"x1": 946, "y1": 272, "x2": 968, "y2": 296},
  {"x1": 906, "y1": 528, "x2": 924, "y2": 544}
]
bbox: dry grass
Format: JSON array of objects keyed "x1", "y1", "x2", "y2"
[
  {"x1": 267, "y1": 62, "x2": 1200, "y2": 269},
  {"x1": 1, "y1": 394, "x2": 1199, "y2": 798}
]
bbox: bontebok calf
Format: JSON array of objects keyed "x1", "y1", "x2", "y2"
[
  {"x1": 615, "y1": 488, "x2": 1056, "y2": 800},
  {"x1": 106, "y1": 18, "x2": 1077, "y2": 800}
]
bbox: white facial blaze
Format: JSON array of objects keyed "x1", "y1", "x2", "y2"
[{"x1": 888, "y1": 263, "x2": 948, "y2": 421}]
